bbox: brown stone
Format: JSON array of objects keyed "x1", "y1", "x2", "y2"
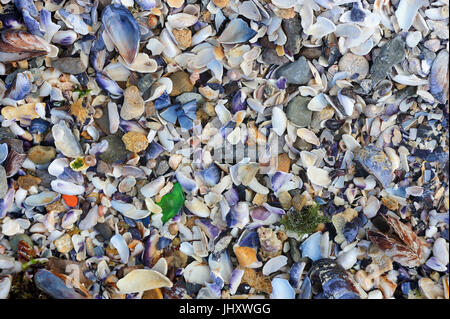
[
  {"x1": 292, "y1": 193, "x2": 307, "y2": 212},
  {"x1": 169, "y1": 71, "x2": 194, "y2": 96},
  {"x1": 212, "y1": 0, "x2": 229, "y2": 8},
  {"x1": 28, "y1": 145, "x2": 56, "y2": 164},
  {"x1": 122, "y1": 131, "x2": 149, "y2": 153},
  {"x1": 172, "y1": 29, "x2": 192, "y2": 49},
  {"x1": 277, "y1": 153, "x2": 291, "y2": 172},
  {"x1": 17, "y1": 174, "x2": 41, "y2": 190}
]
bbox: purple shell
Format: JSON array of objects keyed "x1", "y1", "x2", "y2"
[
  {"x1": 145, "y1": 142, "x2": 166, "y2": 160},
  {"x1": 271, "y1": 171, "x2": 293, "y2": 192},
  {"x1": 262, "y1": 203, "x2": 285, "y2": 215},
  {"x1": 229, "y1": 268, "x2": 244, "y2": 295},
  {"x1": 142, "y1": 229, "x2": 159, "y2": 268},
  {"x1": 224, "y1": 188, "x2": 239, "y2": 206},
  {"x1": 226, "y1": 202, "x2": 249, "y2": 229},
  {"x1": 289, "y1": 261, "x2": 306, "y2": 289},
  {"x1": 0, "y1": 188, "x2": 15, "y2": 218},
  {"x1": 231, "y1": 90, "x2": 247, "y2": 113},
  {"x1": 238, "y1": 230, "x2": 259, "y2": 249},
  {"x1": 194, "y1": 218, "x2": 221, "y2": 241},
  {"x1": 7, "y1": 73, "x2": 31, "y2": 100},
  {"x1": 96, "y1": 72, "x2": 123, "y2": 98}
]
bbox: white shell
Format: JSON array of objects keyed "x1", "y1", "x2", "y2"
[
  {"x1": 262, "y1": 255, "x2": 288, "y2": 276},
  {"x1": 307, "y1": 167, "x2": 331, "y2": 186},
  {"x1": 272, "y1": 106, "x2": 287, "y2": 136},
  {"x1": 116, "y1": 269, "x2": 173, "y2": 293}
]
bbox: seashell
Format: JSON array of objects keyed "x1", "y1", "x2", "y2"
[
  {"x1": 300, "y1": 231, "x2": 322, "y2": 261},
  {"x1": 136, "y1": 0, "x2": 156, "y2": 10},
  {"x1": 429, "y1": 50, "x2": 449, "y2": 104},
  {"x1": 432, "y1": 237, "x2": 449, "y2": 266},
  {"x1": 271, "y1": 171, "x2": 293, "y2": 192},
  {"x1": 192, "y1": 26, "x2": 214, "y2": 46},
  {"x1": 79, "y1": 205, "x2": 99, "y2": 231},
  {"x1": 0, "y1": 276, "x2": 11, "y2": 299},
  {"x1": 152, "y1": 257, "x2": 168, "y2": 276},
  {"x1": 185, "y1": 198, "x2": 210, "y2": 218},
  {"x1": 183, "y1": 261, "x2": 212, "y2": 285},
  {"x1": 247, "y1": 177, "x2": 269, "y2": 195},
  {"x1": 354, "y1": 145, "x2": 393, "y2": 188},
  {"x1": 270, "y1": 278, "x2": 295, "y2": 299},
  {"x1": 226, "y1": 202, "x2": 250, "y2": 229},
  {"x1": 24, "y1": 191, "x2": 59, "y2": 207},
  {"x1": 337, "y1": 247, "x2": 358, "y2": 270},
  {"x1": 298, "y1": 276, "x2": 312, "y2": 299},
  {"x1": 34, "y1": 269, "x2": 90, "y2": 299},
  {"x1": 102, "y1": 4, "x2": 140, "y2": 65},
  {"x1": 140, "y1": 176, "x2": 165, "y2": 198},
  {"x1": 229, "y1": 268, "x2": 245, "y2": 295},
  {"x1": 198, "y1": 164, "x2": 221, "y2": 187},
  {"x1": 117, "y1": 269, "x2": 173, "y2": 293},
  {"x1": 305, "y1": 17, "x2": 336, "y2": 39},
  {"x1": 0, "y1": 30, "x2": 50, "y2": 62},
  {"x1": 425, "y1": 257, "x2": 447, "y2": 272},
  {"x1": 61, "y1": 209, "x2": 81, "y2": 229},
  {"x1": 167, "y1": 13, "x2": 198, "y2": 29},
  {"x1": 51, "y1": 30, "x2": 77, "y2": 46},
  {"x1": 263, "y1": 255, "x2": 288, "y2": 276},
  {"x1": 342, "y1": 134, "x2": 361, "y2": 152},
  {"x1": 307, "y1": 93, "x2": 328, "y2": 111},
  {"x1": 217, "y1": 18, "x2": 257, "y2": 44},
  {"x1": 309, "y1": 259, "x2": 362, "y2": 299},
  {"x1": 289, "y1": 261, "x2": 306, "y2": 290},
  {"x1": 104, "y1": 62, "x2": 131, "y2": 82},
  {"x1": 175, "y1": 171, "x2": 198, "y2": 193},
  {"x1": 111, "y1": 200, "x2": 150, "y2": 220},
  {"x1": 272, "y1": 106, "x2": 287, "y2": 136},
  {"x1": 2, "y1": 219, "x2": 21, "y2": 236},
  {"x1": 119, "y1": 53, "x2": 157, "y2": 73},
  {"x1": 0, "y1": 143, "x2": 8, "y2": 164},
  {"x1": 6, "y1": 72, "x2": 31, "y2": 101},
  {"x1": 110, "y1": 232, "x2": 129, "y2": 264},
  {"x1": 96, "y1": 73, "x2": 123, "y2": 98},
  {"x1": 3, "y1": 148, "x2": 25, "y2": 177},
  {"x1": 306, "y1": 167, "x2": 331, "y2": 186},
  {"x1": 52, "y1": 121, "x2": 83, "y2": 158},
  {"x1": 395, "y1": 0, "x2": 423, "y2": 31},
  {"x1": 51, "y1": 180, "x2": 85, "y2": 195},
  {"x1": 297, "y1": 128, "x2": 320, "y2": 146}
]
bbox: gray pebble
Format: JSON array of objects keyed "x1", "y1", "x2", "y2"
[
  {"x1": 282, "y1": 17, "x2": 302, "y2": 55},
  {"x1": 370, "y1": 36, "x2": 406, "y2": 85},
  {"x1": 51, "y1": 57, "x2": 87, "y2": 74},
  {"x1": 286, "y1": 96, "x2": 312, "y2": 127},
  {"x1": 275, "y1": 56, "x2": 312, "y2": 85}
]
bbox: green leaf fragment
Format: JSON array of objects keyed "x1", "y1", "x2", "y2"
[{"x1": 156, "y1": 183, "x2": 185, "y2": 223}]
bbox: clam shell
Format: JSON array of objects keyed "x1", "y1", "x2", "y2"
[
  {"x1": 217, "y1": 18, "x2": 257, "y2": 44},
  {"x1": 263, "y1": 255, "x2": 288, "y2": 276},
  {"x1": 429, "y1": 50, "x2": 449, "y2": 104},
  {"x1": 102, "y1": 4, "x2": 140, "y2": 65},
  {"x1": 270, "y1": 278, "x2": 295, "y2": 299},
  {"x1": 116, "y1": 269, "x2": 173, "y2": 293},
  {"x1": 24, "y1": 191, "x2": 59, "y2": 207}
]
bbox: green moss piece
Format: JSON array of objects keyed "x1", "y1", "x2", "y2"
[
  {"x1": 156, "y1": 183, "x2": 185, "y2": 224},
  {"x1": 281, "y1": 204, "x2": 330, "y2": 236}
]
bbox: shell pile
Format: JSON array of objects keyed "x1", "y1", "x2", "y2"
[{"x1": 0, "y1": 0, "x2": 448, "y2": 300}]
